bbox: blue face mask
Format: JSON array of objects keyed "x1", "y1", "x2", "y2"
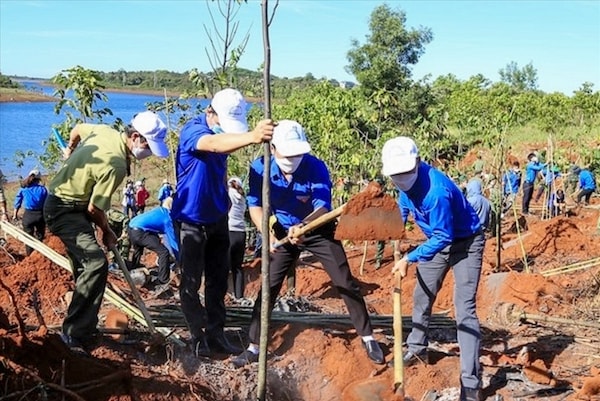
[{"x1": 211, "y1": 124, "x2": 224, "y2": 134}]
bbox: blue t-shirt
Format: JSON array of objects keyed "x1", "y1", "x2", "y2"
[
  {"x1": 157, "y1": 184, "x2": 173, "y2": 202},
  {"x1": 171, "y1": 114, "x2": 229, "y2": 224},
  {"x1": 503, "y1": 170, "x2": 521, "y2": 195},
  {"x1": 524, "y1": 161, "x2": 545, "y2": 184},
  {"x1": 247, "y1": 154, "x2": 331, "y2": 230},
  {"x1": 398, "y1": 162, "x2": 481, "y2": 263},
  {"x1": 14, "y1": 183, "x2": 48, "y2": 210},
  {"x1": 129, "y1": 206, "x2": 179, "y2": 259}
]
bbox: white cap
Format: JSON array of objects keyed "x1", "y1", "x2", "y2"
[
  {"x1": 228, "y1": 176, "x2": 242, "y2": 186},
  {"x1": 28, "y1": 169, "x2": 41, "y2": 178},
  {"x1": 131, "y1": 111, "x2": 169, "y2": 158},
  {"x1": 381, "y1": 136, "x2": 419, "y2": 176},
  {"x1": 210, "y1": 88, "x2": 249, "y2": 133},
  {"x1": 271, "y1": 120, "x2": 311, "y2": 157},
  {"x1": 135, "y1": 180, "x2": 142, "y2": 187}
]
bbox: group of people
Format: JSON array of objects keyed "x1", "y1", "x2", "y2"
[{"x1": 10, "y1": 86, "x2": 594, "y2": 401}]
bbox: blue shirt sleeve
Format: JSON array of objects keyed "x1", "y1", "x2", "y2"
[
  {"x1": 406, "y1": 191, "x2": 454, "y2": 263},
  {"x1": 14, "y1": 188, "x2": 24, "y2": 209}
]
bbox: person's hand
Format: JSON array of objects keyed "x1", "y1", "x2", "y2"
[
  {"x1": 101, "y1": 228, "x2": 118, "y2": 250},
  {"x1": 391, "y1": 256, "x2": 410, "y2": 278},
  {"x1": 287, "y1": 223, "x2": 305, "y2": 245},
  {"x1": 251, "y1": 119, "x2": 275, "y2": 144},
  {"x1": 62, "y1": 147, "x2": 73, "y2": 160}
]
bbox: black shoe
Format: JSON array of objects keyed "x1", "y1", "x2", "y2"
[
  {"x1": 206, "y1": 333, "x2": 243, "y2": 355},
  {"x1": 231, "y1": 349, "x2": 259, "y2": 368},
  {"x1": 60, "y1": 333, "x2": 89, "y2": 355},
  {"x1": 460, "y1": 387, "x2": 481, "y2": 401},
  {"x1": 192, "y1": 335, "x2": 211, "y2": 358},
  {"x1": 362, "y1": 340, "x2": 384, "y2": 364}
]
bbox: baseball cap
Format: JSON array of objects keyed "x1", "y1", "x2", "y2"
[
  {"x1": 210, "y1": 88, "x2": 249, "y2": 133},
  {"x1": 131, "y1": 111, "x2": 169, "y2": 158},
  {"x1": 381, "y1": 136, "x2": 419, "y2": 176},
  {"x1": 271, "y1": 120, "x2": 311, "y2": 157},
  {"x1": 228, "y1": 176, "x2": 243, "y2": 186},
  {"x1": 28, "y1": 169, "x2": 41, "y2": 178}
]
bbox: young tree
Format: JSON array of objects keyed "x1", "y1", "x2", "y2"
[{"x1": 498, "y1": 61, "x2": 539, "y2": 92}]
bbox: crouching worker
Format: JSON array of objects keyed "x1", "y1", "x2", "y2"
[
  {"x1": 128, "y1": 197, "x2": 178, "y2": 294},
  {"x1": 232, "y1": 120, "x2": 384, "y2": 367}
]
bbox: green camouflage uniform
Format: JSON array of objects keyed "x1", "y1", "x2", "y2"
[{"x1": 106, "y1": 208, "x2": 130, "y2": 261}]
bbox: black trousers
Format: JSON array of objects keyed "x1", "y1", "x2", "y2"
[
  {"x1": 128, "y1": 227, "x2": 171, "y2": 284},
  {"x1": 577, "y1": 188, "x2": 594, "y2": 205},
  {"x1": 522, "y1": 182, "x2": 534, "y2": 214},
  {"x1": 229, "y1": 230, "x2": 246, "y2": 299},
  {"x1": 22, "y1": 209, "x2": 45, "y2": 256},
  {"x1": 175, "y1": 215, "x2": 230, "y2": 339},
  {"x1": 247, "y1": 221, "x2": 373, "y2": 344}
]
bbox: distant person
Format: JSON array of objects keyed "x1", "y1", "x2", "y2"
[
  {"x1": 128, "y1": 199, "x2": 178, "y2": 294},
  {"x1": 135, "y1": 180, "x2": 150, "y2": 214},
  {"x1": 381, "y1": 136, "x2": 484, "y2": 401},
  {"x1": 227, "y1": 176, "x2": 248, "y2": 300},
  {"x1": 0, "y1": 169, "x2": 9, "y2": 222},
  {"x1": 171, "y1": 88, "x2": 274, "y2": 358},
  {"x1": 534, "y1": 165, "x2": 560, "y2": 203},
  {"x1": 157, "y1": 178, "x2": 174, "y2": 206},
  {"x1": 122, "y1": 180, "x2": 136, "y2": 218},
  {"x1": 548, "y1": 189, "x2": 566, "y2": 218},
  {"x1": 466, "y1": 179, "x2": 491, "y2": 231},
  {"x1": 232, "y1": 120, "x2": 384, "y2": 368},
  {"x1": 522, "y1": 152, "x2": 546, "y2": 215},
  {"x1": 13, "y1": 169, "x2": 48, "y2": 255},
  {"x1": 472, "y1": 151, "x2": 485, "y2": 176},
  {"x1": 43, "y1": 111, "x2": 169, "y2": 354},
  {"x1": 572, "y1": 166, "x2": 597, "y2": 205},
  {"x1": 106, "y1": 208, "x2": 131, "y2": 268}
]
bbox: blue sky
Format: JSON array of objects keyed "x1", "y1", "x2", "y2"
[{"x1": 1, "y1": 0, "x2": 598, "y2": 95}]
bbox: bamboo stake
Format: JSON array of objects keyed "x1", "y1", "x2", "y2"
[
  {"x1": 392, "y1": 271, "x2": 404, "y2": 396},
  {"x1": 359, "y1": 241, "x2": 368, "y2": 276},
  {"x1": 541, "y1": 257, "x2": 600, "y2": 277}
]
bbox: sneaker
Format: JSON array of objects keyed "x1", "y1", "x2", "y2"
[
  {"x1": 362, "y1": 340, "x2": 384, "y2": 364},
  {"x1": 231, "y1": 349, "x2": 259, "y2": 368},
  {"x1": 192, "y1": 335, "x2": 211, "y2": 358},
  {"x1": 59, "y1": 333, "x2": 89, "y2": 355},
  {"x1": 387, "y1": 349, "x2": 429, "y2": 368}
]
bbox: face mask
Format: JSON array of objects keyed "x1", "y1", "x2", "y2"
[
  {"x1": 132, "y1": 138, "x2": 152, "y2": 160},
  {"x1": 391, "y1": 170, "x2": 418, "y2": 191},
  {"x1": 531, "y1": 157, "x2": 538, "y2": 163},
  {"x1": 210, "y1": 124, "x2": 224, "y2": 134},
  {"x1": 275, "y1": 155, "x2": 304, "y2": 174}
]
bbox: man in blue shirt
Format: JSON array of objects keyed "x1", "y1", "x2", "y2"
[
  {"x1": 572, "y1": 165, "x2": 597, "y2": 205},
  {"x1": 231, "y1": 120, "x2": 384, "y2": 368},
  {"x1": 157, "y1": 179, "x2": 173, "y2": 206},
  {"x1": 13, "y1": 169, "x2": 48, "y2": 255},
  {"x1": 128, "y1": 200, "x2": 178, "y2": 291},
  {"x1": 171, "y1": 88, "x2": 274, "y2": 358},
  {"x1": 522, "y1": 152, "x2": 546, "y2": 215},
  {"x1": 381, "y1": 136, "x2": 485, "y2": 401}
]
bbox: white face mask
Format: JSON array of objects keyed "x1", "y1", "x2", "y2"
[
  {"x1": 391, "y1": 170, "x2": 418, "y2": 191},
  {"x1": 132, "y1": 138, "x2": 152, "y2": 160},
  {"x1": 275, "y1": 155, "x2": 304, "y2": 174},
  {"x1": 531, "y1": 157, "x2": 538, "y2": 163}
]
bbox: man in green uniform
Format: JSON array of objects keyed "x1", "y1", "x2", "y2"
[{"x1": 43, "y1": 111, "x2": 169, "y2": 353}]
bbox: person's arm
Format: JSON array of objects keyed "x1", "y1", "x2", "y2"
[
  {"x1": 87, "y1": 203, "x2": 117, "y2": 249},
  {"x1": 196, "y1": 119, "x2": 274, "y2": 153},
  {"x1": 12, "y1": 189, "x2": 24, "y2": 220}
]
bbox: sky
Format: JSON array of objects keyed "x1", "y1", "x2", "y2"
[{"x1": 0, "y1": 0, "x2": 598, "y2": 95}]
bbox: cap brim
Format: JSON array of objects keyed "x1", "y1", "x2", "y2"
[
  {"x1": 278, "y1": 141, "x2": 311, "y2": 157},
  {"x1": 382, "y1": 157, "x2": 417, "y2": 176},
  {"x1": 147, "y1": 139, "x2": 169, "y2": 158},
  {"x1": 219, "y1": 116, "x2": 248, "y2": 134}
]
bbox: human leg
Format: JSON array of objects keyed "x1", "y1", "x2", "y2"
[
  {"x1": 228, "y1": 230, "x2": 246, "y2": 299},
  {"x1": 450, "y1": 233, "x2": 485, "y2": 392},
  {"x1": 522, "y1": 182, "x2": 534, "y2": 214},
  {"x1": 44, "y1": 197, "x2": 108, "y2": 339},
  {"x1": 406, "y1": 250, "x2": 450, "y2": 354},
  {"x1": 128, "y1": 228, "x2": 145, "y2": 269},
  {"x1": 21, "y1": 210, "x2": 37, "y2": 255},
  {"x1": 176, "y1": 221, "x2": 207, "y2": 340},
  {"x1": 139, "y1": 232, "x2": 171, "y2": 284}
]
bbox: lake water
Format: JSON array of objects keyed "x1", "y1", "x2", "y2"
[{"x1": 0, "y1": 82, "x2": 209, "y2": 180}]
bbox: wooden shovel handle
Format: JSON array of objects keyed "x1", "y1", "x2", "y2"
[
  {"x1": 393, "y1": 271, "x2": 404, "y2": 395},
  {"x1": 272, "y1": 204, "x2": 346, "y2": 249}
]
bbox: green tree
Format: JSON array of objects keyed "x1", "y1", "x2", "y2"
[
  {"x1": 498, "y1": 61, "x2": 538, "y2": 92},
  {"x1": 346, "y1": 4, "x2": 432, "y2": 95}
]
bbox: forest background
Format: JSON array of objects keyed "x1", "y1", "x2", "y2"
[{"x1": 1, "y1": 2, "x2": 599, "y2": 208}]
